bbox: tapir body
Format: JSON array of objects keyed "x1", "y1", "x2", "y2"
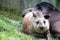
[{"x1": 34, "y1": 2, "x2": 60, "y2": 38}]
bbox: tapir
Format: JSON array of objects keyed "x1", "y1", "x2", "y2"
[{"x1": 22, "y1": 10, "x2": 51, "y2": 40}]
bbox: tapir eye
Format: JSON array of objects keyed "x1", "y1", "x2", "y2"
[
  {"x1": 43, "y1": 21, "x2": 45, "y2": 24},
  {"x1": 36, "y1": 21, "x2": 39, "y2": 24}
]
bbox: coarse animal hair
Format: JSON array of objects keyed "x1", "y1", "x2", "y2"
[{"x1": 22, "y1": 10, "x2": 51, "y2": 40}]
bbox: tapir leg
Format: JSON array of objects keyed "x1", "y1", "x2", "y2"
[
  {"x1": 52, "y1": 21, "x2": 60, "y2": 38},
  {"x1": 46, "y1": 30, "x2": 52, "y2": 40}
]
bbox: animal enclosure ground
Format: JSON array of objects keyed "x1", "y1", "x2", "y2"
[{"x1": 0, "y1": 10, "x2": 59, "y2": 40}]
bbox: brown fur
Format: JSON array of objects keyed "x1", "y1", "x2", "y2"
[
  {"x1": 22, "y1": 10, "x2": 51, "y2": 40},
  {"x1": 22, "y1": 11, "x2": 43, "y2": 34}
]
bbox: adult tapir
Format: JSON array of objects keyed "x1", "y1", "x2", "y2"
[
  {"x1": 21, "y1": 2, "x2": 58, "y2": 17},
  {"x1": 35, "y1": 2, "x2": 60, "y2": 38}
]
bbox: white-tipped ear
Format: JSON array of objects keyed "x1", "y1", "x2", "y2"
[
  {"x1": 44, "y1": 14, "x2": 50, "y2": 19},
  {"x1": 32, "y1": 12, "x2": 37, "y2": 17}
]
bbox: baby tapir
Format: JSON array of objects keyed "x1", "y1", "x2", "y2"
[{"x1": 22, "y1": 10, "x2": 51, "y2": 40}]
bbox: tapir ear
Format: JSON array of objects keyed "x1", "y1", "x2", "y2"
[
  {"x1": 33, "y1": 12, "x2": 37, "y2": 17},
  {"x1": 44, "y1": 14, "x2": 50, "y2": 19}
]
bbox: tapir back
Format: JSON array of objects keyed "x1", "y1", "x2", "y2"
[{"x1": 22, "y1": 12, "x2": 35, "y2": 34}]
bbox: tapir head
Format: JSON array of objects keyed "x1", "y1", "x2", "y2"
[{"x1": 32, "y1": 11, "x2": 50, "y2": 33}]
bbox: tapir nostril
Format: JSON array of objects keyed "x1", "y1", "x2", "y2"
[{"x1": 39, "y1": 27, "x2": 44, "y2": 30}]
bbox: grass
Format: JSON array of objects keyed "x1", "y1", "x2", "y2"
[
  {"x1": 0, "y1": 11, "x2": 35, "y2": 40},
  {"x1": 0, "y1": 10, "x2": 20, "y2": 21},
  {"x1": 0, "y1": 10, "x2": 59, "y2": 40}
]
